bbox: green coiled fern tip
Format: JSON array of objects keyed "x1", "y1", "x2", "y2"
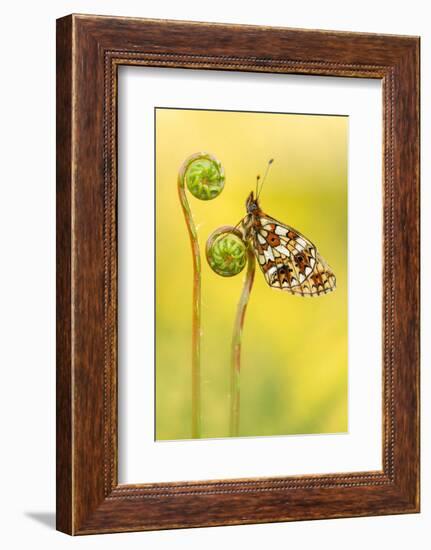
[
  {"x1": 185, "y1": 156, "x2": 225, "y2": 201},
  {"x1": 206, "y1": 228, "x2": 247, "y2": 277}
]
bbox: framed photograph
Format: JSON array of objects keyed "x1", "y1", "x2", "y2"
[{"x1": 56, "y1": 14, "x2": 420, "y2": 534}]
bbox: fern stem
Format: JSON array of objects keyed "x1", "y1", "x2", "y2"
[
  {"x1": 178, "y1": 155, "x2": 203, "y2": 438},
  {"x1": 230, "y1": 242, "x2": 255, "y2": 437}
]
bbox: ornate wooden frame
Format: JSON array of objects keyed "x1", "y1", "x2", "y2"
[{"x1": 56, "y1": 14, "x2": 420, "y2": 535}]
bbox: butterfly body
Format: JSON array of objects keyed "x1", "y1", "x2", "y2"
[{"x1": 241, "y1": 191, "x2": 336, "y2": 297}]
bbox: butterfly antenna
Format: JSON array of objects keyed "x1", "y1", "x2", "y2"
[
  {"x1": 255, "y1": 175, "x2": 261, "y2": 197},
  {"x1": 257, "y1": 158, "x2": 274, "y2": 200}
]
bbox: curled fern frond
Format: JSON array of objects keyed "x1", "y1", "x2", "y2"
[
  {"x1": 185, "y1": 156, "x2": 225, "y2": 201},
  {"x1": 206, "y1": 230, "x2": 247, "y2": 277}
]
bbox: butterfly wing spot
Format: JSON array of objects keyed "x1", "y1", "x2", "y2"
[
  {"x1": 296, "y1": 237, "x2": 307, "y2": 247},
  {"x1": 293, "y1": 248, "x2": 316, "y2": 276},
  {"x1": 263, "y1": 248, "x2": 274, "y2": 262},
  {"x1": 267, "y1": 232, "x2": 281, "y2": 247},
  {"x1": 268, "y1": 264, "x2": 296, "y2": 289},
  {"x1": 266, "y1": 265, "x2": 280, "y2": 287},
  {"x1": 275, "y1": 244, "x2": 291, "y2": 257},
  {"x1": 275, "y1": 225, "x2": 288, "y2": 237}
]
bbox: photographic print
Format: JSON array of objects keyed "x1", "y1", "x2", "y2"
[
  {"x1": 57, "y1": 16, "x2": 420, "y2": 532},
  {"x1": 155, "y1": 107, "x2": 348, "y2": 441}
]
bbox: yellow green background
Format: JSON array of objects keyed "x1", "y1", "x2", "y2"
[{"x1": 155, "y1": 108, "x2": 348, "y2": 440}]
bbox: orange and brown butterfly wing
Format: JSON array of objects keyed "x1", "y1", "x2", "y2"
[{"x1": 252, "y1": 214, "x2": 336, "y2": 296}]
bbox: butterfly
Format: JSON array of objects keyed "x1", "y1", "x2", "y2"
[{"x1": 239, "y1": 160, "x2": 336, "y2": 297}]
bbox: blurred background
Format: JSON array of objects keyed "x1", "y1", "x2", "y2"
[{"x1": 155, "y1": 108, "x2": 348, "y2": 440}]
